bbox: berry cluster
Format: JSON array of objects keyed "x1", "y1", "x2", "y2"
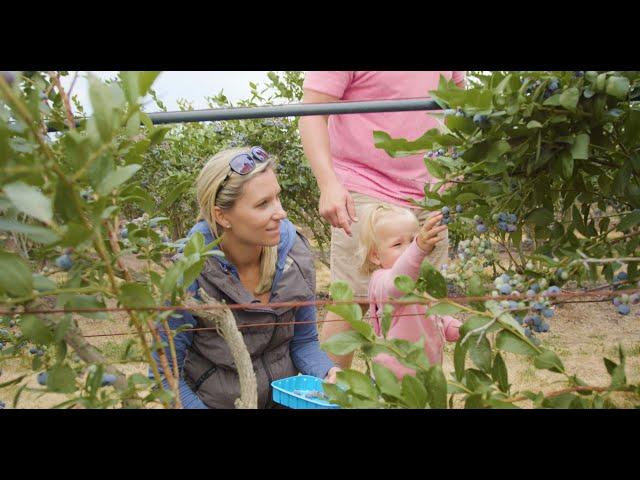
[
  {"x1": 441, "y1": 237, "x2": 495, "y2": 290},
  {"x1": 492, "y1": 212, "x2": 518, "y2": 233},
  {"x1": 440, "y1": 205, "x2": 463, "y2": 225},
  {"x1": 473, "y1": 215, "x2": 487, "y2": 234},
  {"x1": 612, "y1": 293, "x2": 639, "y2": 316}
]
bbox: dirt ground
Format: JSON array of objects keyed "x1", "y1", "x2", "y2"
[{"x1": 1, "y1": 251, "x2": 639, "y2": 409}]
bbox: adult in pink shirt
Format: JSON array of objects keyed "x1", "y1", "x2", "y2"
[{"x1": 299, "y1": 71, "x2": 466, "y2": 369}]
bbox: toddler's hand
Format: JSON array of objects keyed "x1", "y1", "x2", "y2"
[{"x1": 416, "y1": 212, "x2": 448, "y2": 254}]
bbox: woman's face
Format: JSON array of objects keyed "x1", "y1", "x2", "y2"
[{"x1": 215, "y1": 168, "x2": 287, "y2": 247}]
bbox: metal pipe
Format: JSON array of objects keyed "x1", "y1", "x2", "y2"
[{"x1": 46, "y1": 98, "x2": 442, "y2": 132}]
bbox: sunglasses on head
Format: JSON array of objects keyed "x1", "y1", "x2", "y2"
[{"x1": 218, "y1": 146, "x2": 270, "y2": 190}]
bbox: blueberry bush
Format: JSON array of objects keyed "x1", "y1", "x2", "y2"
[{"x1": 319, "y1": 71, "x2": 640, "y2": 409}]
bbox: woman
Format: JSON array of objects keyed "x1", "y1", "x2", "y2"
[{"x1": 152, "y1": 146, "x2": 339, "y2": 408}]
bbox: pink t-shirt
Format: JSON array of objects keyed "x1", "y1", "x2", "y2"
[
  {"x1": 303, "y1": 71, "x2": 466, "y2": 207},
  {"x1": 368, "y1": 239, "x2": 462, "y2": 380}
]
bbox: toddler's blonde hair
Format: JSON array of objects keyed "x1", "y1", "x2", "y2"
[{"x1": 356, "y1": 203, "x2": 418, "y2": 275}]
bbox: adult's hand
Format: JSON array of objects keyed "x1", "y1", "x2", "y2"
[
  {"x1": 319, "y1": 182, "x2": 358, "y2": 237},
  {"x1": 324, "y1": 366, "x2": 341, "y2": 384}
]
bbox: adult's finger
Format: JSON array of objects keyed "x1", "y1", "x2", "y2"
[
  {"x1": 346, "y1": 193, "x2": 358, "y2": 223},
  {"x1": 336, "y1": 207, "x2": 353, "y2": 237}
]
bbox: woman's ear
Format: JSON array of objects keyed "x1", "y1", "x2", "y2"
[{"x1": 213, "y1": 206, "x2": 229, "y2": 230}]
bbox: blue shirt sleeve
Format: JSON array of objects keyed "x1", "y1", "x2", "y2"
[
  {"x1": 149, "y1": 283, "x2": 208, "y2": 409},
  {"x1": 289, "y1": 303, "x2": 335, "y2": 379}
]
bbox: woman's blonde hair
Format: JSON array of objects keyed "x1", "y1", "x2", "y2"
[
  {"x1": 356, "y1": 203, "x2": 418, "y2": 275},
  {"x1": 196, "y1": 147, "x2": 278, "y2": 295}
]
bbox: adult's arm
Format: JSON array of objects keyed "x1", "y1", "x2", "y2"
[
  {"x1": 299, "y1": 73, "x2": 357, "y2": 236},
  {"x1": 289, "y1": 303, "x2": 336, "y2": 379}
]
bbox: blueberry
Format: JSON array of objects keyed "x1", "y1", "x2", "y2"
[
  {"x1": 497, "y1": 213, "x2": 508, "y2": 222},
  {"x1": 532, "y1": 302, "x2": 545, "y2": 311},
  {"x1": 452, "y1": 152, "x2": 459, "y2": 159},
  {"x1": 455, "y1": 108, "x2": 466, "y2": 117},
  {"x1": 473, "y1": 114, "x2": 489, "y2": 126},
  {"x1": 542, "y1": 308, "x2": 554, "y2": 318},
  {"x1": 55, "y1": 254, "x2": 73, "y2": 271},
  {"x1": 29, "y1": 347, "x2": 43, "y2": 356},
  {"x1": 617, "y1": 304, "x2": 631, "y2": 315},
  {"x1": 574, "y1": 71, "x2": 585, "y2": 77},
  {"x1": 508, "y1": 300, "x2": 520, "y2": 310},
  {"x1": 37, "y1": 371, "x2": 48, "y2": 386},
  {"x1": 526, "y1": 289, "x2": 536, "y2": 298},
  {"x1": 149, "y1": 220, "x2": 159, "y2": 228},
  {"x1": 437, "y1": 149, "x2": 445, "y2": 156},
  {"x1": 498, "y1": 222, "x2": 508, "y2": 231},
  {"x1": 506, "y1": 224, "x2": 517, "y2": 233},
  {"x1": 531, "y1": 283, "x2": 540, "y2": 293},
  {"x1": 500, "y1": 273, "x2": 511, "y2": 283},
  {"x1": 101, "y1": 374, "x2": 117, "y2": 386},
  {"x1": 441, "y1": 206, "x2": 450, "y2": 215},
  {"x1": 616, "y1": 272, "x2": 629, "y2": 282},
  {"x1": 441, "y1": 217, "x2": 451, "y2": 225},
  {"x1": 476, "y1": 224, "x2": 487, "y2": 234},
  {"x1": 613, "y1": 297, "x2": 622, "y2": 306},
  {"x1": 539, "y1": 323, "x2": 550, "y2": 333},
  {"x1": 499, "y1": 284, "x2": 512, "y2": 295},
  {"x1": 546, "y1": 286, "x2": 561, "y2": 296},
  {"x1": 0, "y1": 342, "x2": 4, "y2": 350},
  {"x1": 515, "y1": 316, "x2": 524, "y2": 325},
  {"x1": 119, "y1": 228, "x2": 128, "y2": 239},
  {"x1": 524, "y1": 328, "x2": 532, "y2": 338},
  {"x1": 456, "y1": 205, "x2": 463, "y2": 213},
  {"x1": 630, "y1": 294, "x2": 640, "y2": 305},
  {"x1": 161, "y1": 235, "x2": 170, "y2": 243},
  {"x1": 532, "y1": 315, "x2": 542, "y2": 327},
  {"x1": 507, "y1": 214, "x2": 517, "y2": 223},
  {"x1": 548, "y1": 80, "x2": 560, "y2": 92}
]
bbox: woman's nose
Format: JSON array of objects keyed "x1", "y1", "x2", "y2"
[{"x1": 274, "y1": 203, "x2": 287, "y2": 220}]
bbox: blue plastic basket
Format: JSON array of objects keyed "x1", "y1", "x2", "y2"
[{"x1": 272, "y1": 375, "x2": 340, "y2": 409}]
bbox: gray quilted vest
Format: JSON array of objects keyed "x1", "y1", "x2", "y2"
[{"x1": 183, "y1": 232, "x2": 316, "y2": 408}]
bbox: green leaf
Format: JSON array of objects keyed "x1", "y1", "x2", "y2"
[
  {"x1": 0, "y1": 250, "x2": 33, "y2": 297},
  {"x1": 321, "y1": 330, "x2": 368, "y2": 356},
  {"x1": 542, "y1": 393, "x2": 577, "y2": 409},
  {"x1": 88, "y1": 75, "x2": 118, "y2": 142},
  {"x1": 338, "y1": 370, "x2": 378, "y2": 400},
  {"x1": 424, "y1": 365, "x2": 447, "y2": 409},
  {"x1": 3, "y1": 182, "x2": 53, "y2": 224},
  {"x1": 491, "y1": 353, "x2": 509, "y2": 393},
  {"x1": 534, "y1": 349, "x2": 565, "y2": 373},
  {"x1": 0, "y1": 219, "x2": 60, "y2": 244},
  {"x1": 32, "y1": 274, "x2": 57, "y2": 292},
  {"x1": 526, "y1": 120, "x2": 542, "y2": 129},
  {"x1": 496, "y1": 330, "x2": 538, "y2": 356},
  {"x1": 118, "y1": 283, "x2": 155, "y2": 308},
  {"x1": 459, "y1": 315, "x2": 499, "y2": 338},
  {"x1": 559, "y1": 87, "x2": 580, "y2": 111},
  {"x1": 54, "y1": 182, "x2": 82, "y2": 222},
  {"x1": 381, "y1": 304, "x2": 393, "y2": 338},
  {"x1": 426, "y1": 302, "x2": 461, "y2": 316},
  {"x1": 394, "y1": 275, "x2": 415, "y2": 294},
  {"x1": 560, "y1": 150, "x2": 574, "y2": 180},
  {"x1": 571, "y1": 133, "x2": 589, "y2": 160},
  {"x1": 327, "y1": 281, "x2": 362, "y2": 324},
  {"x1": 419, "y1": 259, "x2": 447, "y2": 298},
  {"x1": 372, "y1": 363, "x2": 402, "y2": 399},
  {"x1": 97, "y1": 164, "x2": 141, "y2": 196},
  {"x1": 47, "y1": 364, "x2": 77, "y2": 394},
  {"x1": 453, "y1": 341, "x2": 468, "y2": 381},
  {"x1": 605, "y1": 76, "x2": 630, "y2": 99},
  {"x1": 469, "y1": 336, "x2": 492, "y2": 372},
  {"x1": 526, "y1": 208, "x2": 554, "y2": 227},
  {"x1": 618, "y1": 210, "x2": 640, "y2": 232},
  {"x1": 20, "y1": 314, "x2": 54, "y2": 345},
  {"x1": 139, "y1": 72, "x2": 161, "y2": 97},
  {"x1": 401, "y1": 374, "x2": 427, "y2": 408},
  {"x1": 54, "y1": 316, "x2": 72, "y2": 344}
]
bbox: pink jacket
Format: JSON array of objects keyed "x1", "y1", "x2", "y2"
[{"x1": 368, "y1": 239, "x2": 461, "y2": 380}]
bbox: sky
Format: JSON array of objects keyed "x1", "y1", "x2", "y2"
[{"x1": 59, "y1": 71, "x2": 275, "y2": 114}]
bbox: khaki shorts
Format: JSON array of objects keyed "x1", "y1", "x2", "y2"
[{"x1": 330, "y1": 191, "x2": 450, "y2": 298}]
